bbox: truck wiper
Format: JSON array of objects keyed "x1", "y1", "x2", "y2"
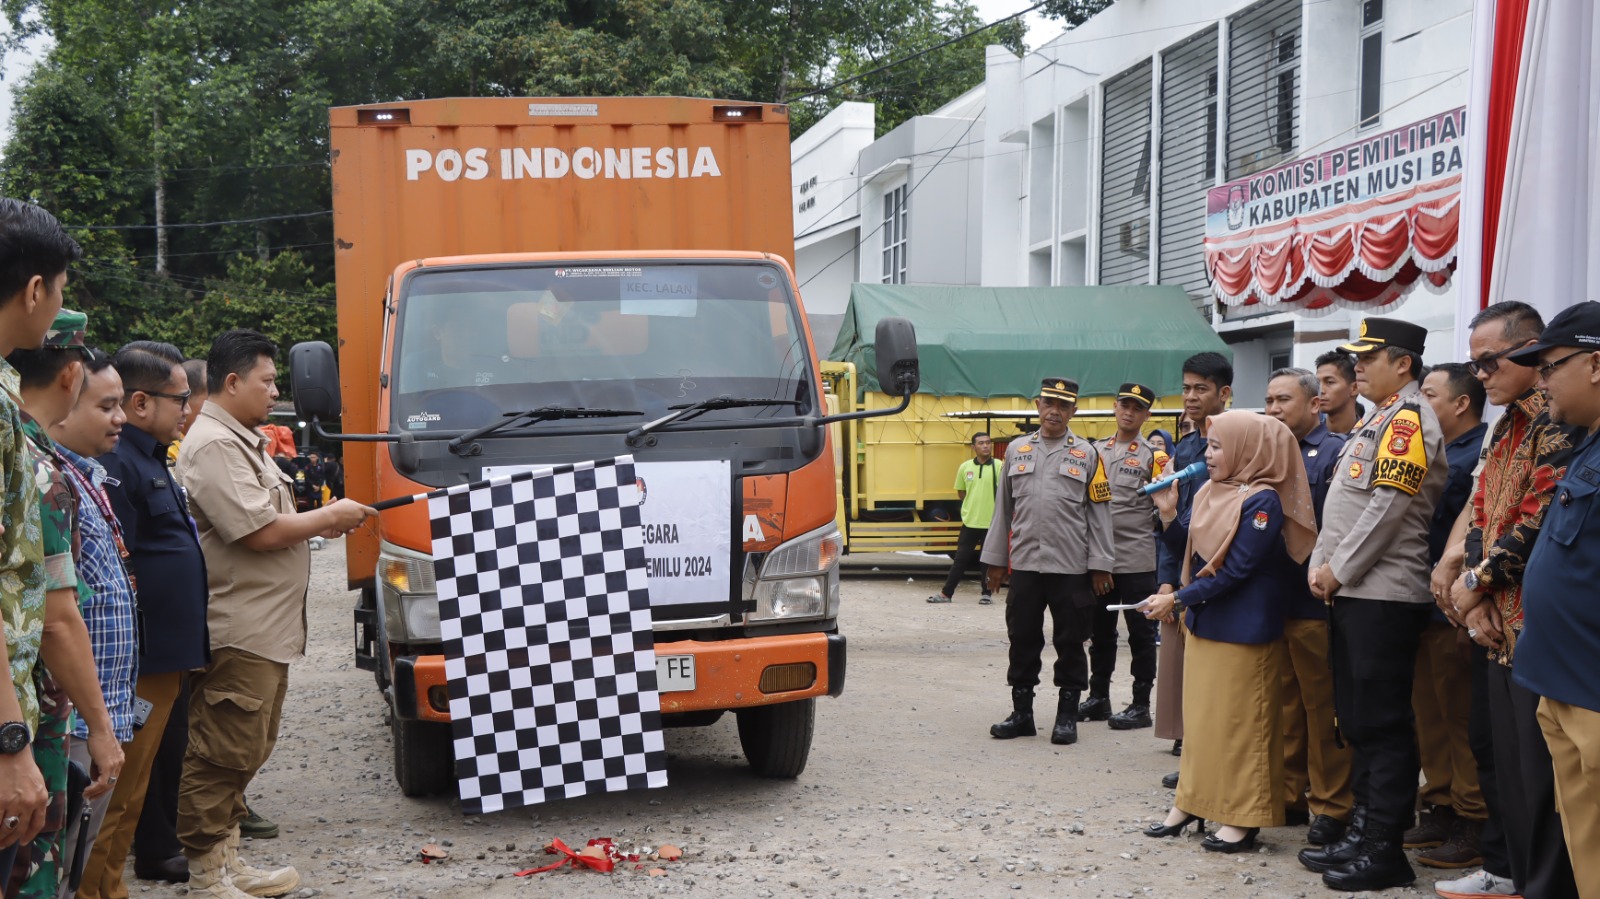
[
  {"x1": 626, "y1": 397, "x2": 803, "y2": 442},
  {"x1": 447, "y1": 406, "x2": 641, "y2": 456}
]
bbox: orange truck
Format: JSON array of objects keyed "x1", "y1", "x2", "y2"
[{"x1": 288, "y1": 97, "x2": 919, "y2": 796}]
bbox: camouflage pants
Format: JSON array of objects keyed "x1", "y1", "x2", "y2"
[{"x1": 5, "y1": 669, "x2": 69, "y2": 899}]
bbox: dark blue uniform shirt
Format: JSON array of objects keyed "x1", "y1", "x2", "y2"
[
  {"x1": 1156, "y1": 428, "x2": 1210, "y2": 587},
  {"x1": 1161, "y1": 491, "x2": 1297, "y2": 645},
  {"x1": 1425, "y1": 422, "x2": 1487, "y2": 625},
  {"x1": 1284, "y1": 422, "x2": 1347, "y2": 620},
  {"x1": 100, "y1": 424, "x2": 210, "y2": 674},
  {"x1": 1515, "y1": 428, "x2": 1600, "y2": 712}
]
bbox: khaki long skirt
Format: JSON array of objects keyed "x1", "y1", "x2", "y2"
[{"x1": 1173, "y1": 627, "x2": 1288, "y2": 829}]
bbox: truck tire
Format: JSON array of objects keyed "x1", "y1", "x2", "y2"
[
  {"x1": 736, "y1": 698, "x2": 815, "y2": 779},
  {"x1": 391, "y1": 711, "x2": 455, "y2": 797}
]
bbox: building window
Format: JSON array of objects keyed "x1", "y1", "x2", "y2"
[
  {"x1": 1270, "y1": 30, "x2": 1299, "y2": 155},
  {"x1": 881, "y1": 185, "x2": 908, "y2": 284},
  {"x1": 1359, "y1": 0, "x2": 1384, "y2": 129}
]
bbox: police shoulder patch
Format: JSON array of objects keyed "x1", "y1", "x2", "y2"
[
  {"x1": 1088, "y1": 456, "x2": 1111, "y2": 504},
  {"x1": 1371, "y1": 404, "x2": 1428, "y2": 495}
]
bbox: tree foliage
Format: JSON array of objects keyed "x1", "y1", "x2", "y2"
[
  {"x1": 1038, "y1": 0, "x2": 1117, "y2": 27},
  {"x1": 0, "y1": 0, "x2": 1036, "y2": 361}
]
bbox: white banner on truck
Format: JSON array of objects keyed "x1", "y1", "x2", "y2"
[{"x1": 483, "y1": 460, "x2": 731, "y2": 608}]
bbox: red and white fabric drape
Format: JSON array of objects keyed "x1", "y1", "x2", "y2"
[{"x1": 1207, "y1": 179, "x2": 1460, "y2": 313}]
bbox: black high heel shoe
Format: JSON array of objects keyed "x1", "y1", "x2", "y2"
[
  {"x1": 1201, "y1": 827, "x2": 1260, "y2": 853},
  {"x1": 1143, "y1": 814, "x2": 1206, "y2": 838}
]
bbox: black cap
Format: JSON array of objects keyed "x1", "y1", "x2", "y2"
[
  {"x1": 1040, "y1": 378, "x2": 1079, "y2": 402},
  {"x1": 1117, "y1": 383, "x2": 1154, "y2": 408},
  {"x1": 1339, "y1": 316, "x2": 1427, "y2": 354},
  {"x1": 1509, "y1": 302, "x2": 1600, "y2": 366}
]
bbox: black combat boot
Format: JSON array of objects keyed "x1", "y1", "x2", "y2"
[
  {"x1": 1322, "y1": 823, "x2": 1417, "y2": 891},
  {"x1": 1298, "y1": 805, "x2": 1367, "y2": 873},
  {"x1": 1108, "y1": 680, "x2": 1154, "y2": 729},
  {"x1": 1077, "y1": 694, "x2": 1112, "y2": 722},
  {"x1": 990, "y1": 687, "x2": 1036, "y2": 739},
  {"x1": 1051, "y1": 691, "x2": 1080, "y2": 745}
]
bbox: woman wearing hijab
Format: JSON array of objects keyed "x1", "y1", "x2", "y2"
[
  {"x1": 1146, "y1": 428, "x2": 1175, "y2": 476},
  {"x1": 1137, "y1": 411, "x2": 1318, "y2": 852}
]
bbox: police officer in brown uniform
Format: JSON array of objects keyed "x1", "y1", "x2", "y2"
[
  {"x1": 1299, "y1": 318, "x2": 1448, "y2": 891},
  {"x1": 1079, "y1": 383, "x2": 1162, "y2": 730},
  {"x1": 982, "y1": 378, "x2": 1115, "y2": 746}
]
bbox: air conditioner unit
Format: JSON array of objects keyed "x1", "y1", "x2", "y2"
[{"x1": 1119, "y1": 216, "x2": 1151, "y2": 259}]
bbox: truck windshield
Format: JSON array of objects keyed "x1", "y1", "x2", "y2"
[{"x1": 390, "y1": 262, "x2": 816, "y2": 434}]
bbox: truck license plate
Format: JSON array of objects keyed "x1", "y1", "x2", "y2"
[{"x1": 656, "y1": 655, "x2": 695, "y2": 692}]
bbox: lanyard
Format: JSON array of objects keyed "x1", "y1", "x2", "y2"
[{"x1": 59, "y1": 458, "x2": 135, "y2": 580}]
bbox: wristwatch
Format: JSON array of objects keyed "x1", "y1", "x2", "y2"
[
  {"x1": 0, "y1": 721, "x2": 30, "y2": 754},
  {"x1": 1464, "y1": 564, "x2": 1490, "y2": 592}
]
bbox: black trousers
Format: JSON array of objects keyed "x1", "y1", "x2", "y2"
[
  {"x1": 1485, "y1": 661, "x2": 1578, "y2": 898},
  {"x1": 1468, "y1": 642, "x2": 1513, "y2": 880},
  {"x1": 1004, "y1": 570, "x2": 1093, "y2": 692},
  {"x1": 1329, "y1": 596, "x2": 1430, "y2": 832},
  {"x1": 134, "y1": 677, "x2": 189, "y2": 861},
  {"x1": 939, "y1": 525, "x2": 989, "y2": 598},
  {"x1": 1087, "y1": 570, "x2": 1159, "y2": 701}
]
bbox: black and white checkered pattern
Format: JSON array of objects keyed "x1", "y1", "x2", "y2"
[{"x1": 429, "y1": 456, "x2": 667, "y2": 814}]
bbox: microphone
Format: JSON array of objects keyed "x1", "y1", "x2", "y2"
[{"x1": 1140, "y1": 460, "x2": 1207, "y2": 496}]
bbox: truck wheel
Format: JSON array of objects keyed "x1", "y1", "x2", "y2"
[
  {"x1": 736, "y1": 698, "x2": 815, "y2": 779},
  {"x1": 391, "y1": 711, "x2": 455, "y2": 797}
]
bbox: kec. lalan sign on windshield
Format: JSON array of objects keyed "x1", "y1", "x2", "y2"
[
  {"x1": 483, "y1": 461, "x2": 731, "y2": 609},
  {"x1": 404, "y1": 146, "x2": 724, "y2": 182}
]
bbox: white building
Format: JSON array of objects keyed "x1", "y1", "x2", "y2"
[
  {"x1": 795, "y1": 0, "x2": 1474, "y2": 402},
  {"x1": 792, "y1": 89, "x2": 989, "y2": 321}
]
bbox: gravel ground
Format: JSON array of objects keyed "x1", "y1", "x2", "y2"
[{"x1": 121, "y1": 542, "x2": 1455, "y2": 898}]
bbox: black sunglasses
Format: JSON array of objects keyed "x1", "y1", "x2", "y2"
[
  {"x1": 1467, "y1": 341, "x2": 1535, "y2": 377},
  {"x1": 140, "y1": 389, "x2": 192, "y2": 405},
  {"x1": 1536, "y1": 350, "x2": 1588, "y2": 379}
]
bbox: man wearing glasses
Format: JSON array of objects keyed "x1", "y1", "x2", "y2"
[
  {"x1": 80, "y1": 342, "x2": 210, "y2": 899},
  {"x1": 1443, "y1": 301, "x2": 1581, "y2": 899}
]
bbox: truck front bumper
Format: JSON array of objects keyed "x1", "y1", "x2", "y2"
[{"x1": 391, "y1": 632, "x2": 846, "y2": 721}]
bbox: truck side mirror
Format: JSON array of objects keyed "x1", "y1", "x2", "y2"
[
  {"x1": 873, "y1": 317, "x2": 919, "y2": 396},
  {"x1": 289, "y1": 341, "x2": 343, "y2": 423}
]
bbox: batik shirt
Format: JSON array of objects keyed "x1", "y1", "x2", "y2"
[
  {"x1": 0, "y1": 360, "x2": 45, "y2": 732},
  {"x1": 1468, "y1": 389, "x2": 1578, "y2": 664}
]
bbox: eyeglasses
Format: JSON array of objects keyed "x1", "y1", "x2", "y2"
[
  {"x1": 1536, "y1": 350, "x2": 1588, "y2": 380},
  {"x1": 1467, "y1": 341, "x2": 1535, "y2": 376},
  {"x1": 140, "y1": 389, "x2": 192, "y2": 405}
]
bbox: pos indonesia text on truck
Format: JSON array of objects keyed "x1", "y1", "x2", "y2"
[{"x1": 289, "y1": 97, "x2": 918, "y2": 796}]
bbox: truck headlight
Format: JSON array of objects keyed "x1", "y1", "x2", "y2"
[
  {"x1": 748, "y1": 524, "x2": 842, "y2": 623},
  {"x1": 378, "y1": 543, "x2": 441, "y2": 642}
]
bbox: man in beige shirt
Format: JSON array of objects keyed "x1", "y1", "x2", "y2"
[{"x1": 174, "y1": 330, "x2": 372, "y2": 899}]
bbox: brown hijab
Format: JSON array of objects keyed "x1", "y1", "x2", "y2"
[{"x1": 1182, "y1": 410, "x2": 1318, "y2": 584}]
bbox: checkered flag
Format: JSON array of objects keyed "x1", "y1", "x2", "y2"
[{"x1": 429, "y1": 456, "x2": 668, "y2": 813}]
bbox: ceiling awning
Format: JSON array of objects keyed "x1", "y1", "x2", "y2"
[{"x1": 1204, "y1": 107, "x2": 1466, "y2": 313}]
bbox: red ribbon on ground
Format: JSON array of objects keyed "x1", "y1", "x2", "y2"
[{"x1": 514, "y1": 838, "x2": 620, "y2": 876}]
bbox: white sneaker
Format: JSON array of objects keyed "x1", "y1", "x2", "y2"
[{"x1": 1434, "y1": 869, "x2": 1520, "y2": 898}]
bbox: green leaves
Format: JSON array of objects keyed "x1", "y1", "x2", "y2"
[{"x1": 0, "y1": 0, "x2": 1058, "y2": 361}]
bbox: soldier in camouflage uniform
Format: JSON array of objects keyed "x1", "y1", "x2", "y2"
[{"x1": 5, "y1": 310, "x2": 125, "y2": 898}]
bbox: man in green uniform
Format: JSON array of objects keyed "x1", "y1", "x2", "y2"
[
  {"x1": 5, "y1": 310, "x2": 124, "y2": 898},
  {"x1": 929, "y1": 432, "x2": 998, "y2": 604}
]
